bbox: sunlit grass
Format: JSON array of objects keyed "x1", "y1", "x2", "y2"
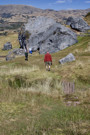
[{"x1": 0, "y1": 32, "x2": 19, "y2": 56}]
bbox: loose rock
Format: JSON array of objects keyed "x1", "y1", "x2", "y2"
[
  {"x1": 2, "y1": 42, "x2": 12, "y2": 50},
  {"x1": 59, "y1": 53, "x2": 75, "y2": 64}
]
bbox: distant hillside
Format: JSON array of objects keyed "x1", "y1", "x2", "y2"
[
  {"x1": 0, "y1": 5, "x2": 42, "y2": 14},
  {"x1": 0, "y1": 5, "x2": 90, "y2": 23},
  {"x1": 0, "y1": 5, "x2": 42, "y2": 30},
  {"x1": 0, "y1": 5, "x2": 42, "y2": 23},
  {"x1": 0, "y1": 5, "x2": 90, "y2": 31}
]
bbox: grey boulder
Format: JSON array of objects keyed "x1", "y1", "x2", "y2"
[
  {"x1": 24, "y1": 16, "x2": 77, "y2": 54},
  {"x1": 59, "y1": 53, "x2": 75, "y2": 64},
  {"x1": 66, "y1": 17, "x2": 90, "y2": 32},
  {"x1": 2, "y1": 42, "x2": 12, "y2": 50},
  {"x1": 6, "y1": 48, "x2": 25, "y2": 61}
]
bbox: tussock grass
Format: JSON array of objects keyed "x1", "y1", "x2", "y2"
[
  {"x1": 19, "y1": 78, "x2": 63, "y2": 98},
  {"x1": 0, "y1": 65, "x2": 39, "y2": 76},
  {"x1": 75, "y1": 61, "x2": 84, "y2": 69}
]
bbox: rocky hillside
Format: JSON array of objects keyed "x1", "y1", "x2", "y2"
[{"x1": 41, "y1": 8, "x2": 90, "y2": 23}]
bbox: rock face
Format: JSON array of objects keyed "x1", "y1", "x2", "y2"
[
  {"x1": 23, "y1": 16, "x2": 77, "y2": 54},
  {"x1": 2, "y1": 42, "x2": 12, "y2": 50},
  {"x1": 59, "y1": 53, "x2": 75, "y2": 64},
  {"x1": 66, "y1": 17, "x2": 90, "y2": 32}
]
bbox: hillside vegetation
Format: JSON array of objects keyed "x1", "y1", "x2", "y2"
[
  {"x1": 85, "y1": 12, "x2": 90, "y2": 25},
  {"x1": 0, "y1": 32, "x2": 90, "y2": 135}
]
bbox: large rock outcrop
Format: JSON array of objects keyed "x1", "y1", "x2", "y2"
[
  {"x1": 21, "y1": 16, "x2": 77, "y2": 54},
  {"x1": 66, "y1": 17, "x2": 90, "y2": 32}
]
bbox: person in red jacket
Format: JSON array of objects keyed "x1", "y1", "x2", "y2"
[{"x1": 44, "y1": 52, "x2": 52, "y2": 71}]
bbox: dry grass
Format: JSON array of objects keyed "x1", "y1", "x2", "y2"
[
  {"x1": 0, "y1": 32, "x2": 90, "y2": 135},
  {"x1": 0, "y1": 32, "x2": 19, "y2": 55},
  {"x1": 0, "y1": 65, "x2": 39, "y2": 76}
]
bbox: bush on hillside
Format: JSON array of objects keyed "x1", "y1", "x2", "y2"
[{"x1": 85, "y1": 12, "x2": 90, "y2": 17}]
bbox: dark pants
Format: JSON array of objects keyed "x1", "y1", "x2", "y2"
[{"x1": 25, "y1": 52, "x2": 28, "y2": 61}]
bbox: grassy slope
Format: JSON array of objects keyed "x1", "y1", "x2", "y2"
[
  {"x1": 0, "y1": 31, "x2": 19, "y2": 56},
  {"x1": 0, "y1": 33, "x2": 90, "y2": 135}
]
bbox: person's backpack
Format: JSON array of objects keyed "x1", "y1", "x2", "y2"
[{"x1": 29, "y1": 48, "x2": 32, "y2": 54}]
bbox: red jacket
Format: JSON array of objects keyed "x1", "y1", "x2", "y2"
[{"x1": 44, "y1": 53, "x2": 52, "y2": 62}]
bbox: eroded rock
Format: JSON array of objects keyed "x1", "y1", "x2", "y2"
[
  {"x1": 22, "y1": 16, "x2": 78, "y2": 54},
  {"x1": 66, "y1": 17, "x2": 90, "y2": 32},
  {"x1": 2, "y1": 42, "x2": 12, "y2": 50},
  {"x1": 59, "y1": 53, "x2": 75, "y2": 64}
]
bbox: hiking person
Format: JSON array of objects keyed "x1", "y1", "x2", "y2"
[
  {"x1": 22, "y1": 33, "x2": 26, "y2": 49},
  {"x1": 18, "y1": 31, "x2": 23, "y2": 49},
  {"x1": 18, "y1": 31, "x2": 26, "y2": 49},
  {"x1": 44, "y1": 52, "x2": 52, "y2": 71}
]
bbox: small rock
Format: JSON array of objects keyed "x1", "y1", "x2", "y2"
[
  {"x1": 2, "y1": 42, "x2": 12, "y2": 50},
  {"x1": 59, "y1": 53, "x2": 75, "y2": 64}
]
